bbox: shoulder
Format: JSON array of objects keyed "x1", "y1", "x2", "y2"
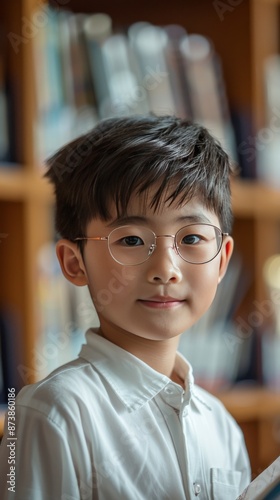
[{"x1": 15, "y1": 357, "x2": 101, "y2": 429}]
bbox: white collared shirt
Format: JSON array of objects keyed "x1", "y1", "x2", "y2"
[{"x1": 0, "y1": 329, "x2": 251, "y2": 499}]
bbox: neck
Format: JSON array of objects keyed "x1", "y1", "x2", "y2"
[{"x1": 98, "y1": 320, "x2": 180, "y2": 379}]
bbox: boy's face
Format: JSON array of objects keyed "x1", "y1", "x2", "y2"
[{"x1": 57, "y1": 190, "x2": 233, "y2": 345}]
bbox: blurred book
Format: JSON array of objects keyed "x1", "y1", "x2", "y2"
[
  {"x1": 0, "y1": 57, "x2": 9, "y2": 163},
  {"x1": 5, "y1": 56, "x2": 23, "y2": 164},
  {"x1": 164, "y1": 24, "x2": 192, "y2": 120},
  {"x1": 264, "y1": 55, "x2": 280, "y2": 121},
  {"x1": 129, "y1": 23, "x2": 176, "y2": 116},
  {"x1": 261, "y1": 254, "x2": 280, "y2": 391},
  {"x1": 179, "y1": 33, "x2": 237, "y2": 159},
  {"x1": 0, "y1": 24, "x2": 14, "y2": 165},
  {"x1": 100, "y1": 33, "x2": 149, "y2": 117},
  {"x1": 256, "y1": 55, "x2": 280, "y2": 188},
  {"x1": 33, "y1": 6, "x2": 99, "y2": 163},
  {"x1": 33, "y1": 5, "x2": 70, "y2": 161},
  {"x1": 83, "y1": 12, "x2": 112, "y2": 118},
  {"x1": 58, "y1": 11, "x2": 98, "y2": 130},
  {"x1": 60, "y1": 12, "x2": 95, "y2": 110},
  {"x1": 262, "y1": 331, "x2": 280, "y2": 391},
  {"x1": 263, "y1": 254, "x2": 280, "y2": 335}
]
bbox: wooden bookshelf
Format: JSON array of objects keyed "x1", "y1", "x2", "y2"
[{"x1": 1, "y1": 0, "x2": 280, "y2": 474}]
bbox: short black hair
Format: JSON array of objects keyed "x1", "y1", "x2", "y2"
[{"x1": 44, "y1": 115, "x2": 234, "y2": 245}]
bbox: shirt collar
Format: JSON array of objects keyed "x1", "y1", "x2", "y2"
[{"x1": 79, "y1": 329, "x2": 211, "y2": 413}]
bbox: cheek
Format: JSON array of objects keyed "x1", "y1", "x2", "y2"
[
  {"x1": 188, "y1": 262, "x2": 221, "y2": 303},
  {"x1": 86, "y1": 263, "x2": 137, "y2": 312}
]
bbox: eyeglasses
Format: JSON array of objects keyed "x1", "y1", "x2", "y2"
[{"x1": 75, "y1": 223, "x2": 228, "y2": 266}]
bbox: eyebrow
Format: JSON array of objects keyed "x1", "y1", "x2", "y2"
[{"x1": 107, "y1": 214, "x2": 212, "y2": 227}]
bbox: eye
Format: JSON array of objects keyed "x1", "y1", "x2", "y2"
[
  {"x1": 120, "y1": 236, "x2": 144, "y2": 247},
  {"x1": 181, "y1": 234, "x2": 201, "y2": 245}
]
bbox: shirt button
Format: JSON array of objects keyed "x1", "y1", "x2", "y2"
[
  {"x1": 193, "y1": 483, "x2": 201, "y2": 496},
  {"x1": 182, "y1": 407, "x2": 188, "y2": 417}
]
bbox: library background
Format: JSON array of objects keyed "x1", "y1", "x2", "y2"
[{"x1": 1, "y1": 0, "x2": 280, "y2": 475}]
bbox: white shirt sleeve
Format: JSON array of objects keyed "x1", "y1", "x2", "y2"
[{"x1": 0, "y1": 405, "x2": 86, "y2": 500}]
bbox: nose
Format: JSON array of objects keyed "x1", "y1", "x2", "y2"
[{"x1": 146, "y1": 240, "x2": 183, "y2": 284}]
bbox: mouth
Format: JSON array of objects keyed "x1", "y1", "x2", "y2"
[{"x1": 138, "y1": 296, "x2": 185, "y2": 309}]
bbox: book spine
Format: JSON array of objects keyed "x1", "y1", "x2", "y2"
[
  {"x1": 180, "y1": 33, "x2": 237, "y2": 159},
  {"x1": 83, "y1": 13, "x2": 112, "y2": 118},
  {"x1": 129, "y1": 24, "x2": 176, "y2": 116}
]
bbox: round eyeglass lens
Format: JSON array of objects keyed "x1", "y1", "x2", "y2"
[
  {"x1": 108, "y1": 226, "x2": 155, "y2": 265},
  {"x1": 175, "y1": 224, "x2": 222, "y2": 264}
]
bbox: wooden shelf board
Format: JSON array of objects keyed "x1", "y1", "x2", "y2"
[
  {"x1": 216, "y1": 386, "x2": 280, "y2": 422},
  {"x1": 0, "y1": 168, "x2": 53, "y2": 203},
  {"x1": 231, "y1": 178, "x2": 280, "y2": 218}
]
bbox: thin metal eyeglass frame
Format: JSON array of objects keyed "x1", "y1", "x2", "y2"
[{"x1": 74, "y1": 224, "x2": 229, "y2": 266}]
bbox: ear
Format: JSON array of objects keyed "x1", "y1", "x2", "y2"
[
  {"x1": 218, "y1": 236, "x2": 234, "y2": 284},
  {"x1": 56, "y1": 239, "x2": 88, "y2": 286}
]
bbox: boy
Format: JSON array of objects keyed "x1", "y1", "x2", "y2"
[{"x1": 0, "y1": 115, "x2": 251, "y2": 499}]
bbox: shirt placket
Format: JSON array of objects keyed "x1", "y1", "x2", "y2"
[
  {"x1": 158, "y1": 383, "x2": 208, "y2": 500},
  {"x1": 180, "y1": 399, "x2": 209, "y2": 500},
  {"x1": 156, "y1": 383, "x2": 193, "y2": 499}
]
